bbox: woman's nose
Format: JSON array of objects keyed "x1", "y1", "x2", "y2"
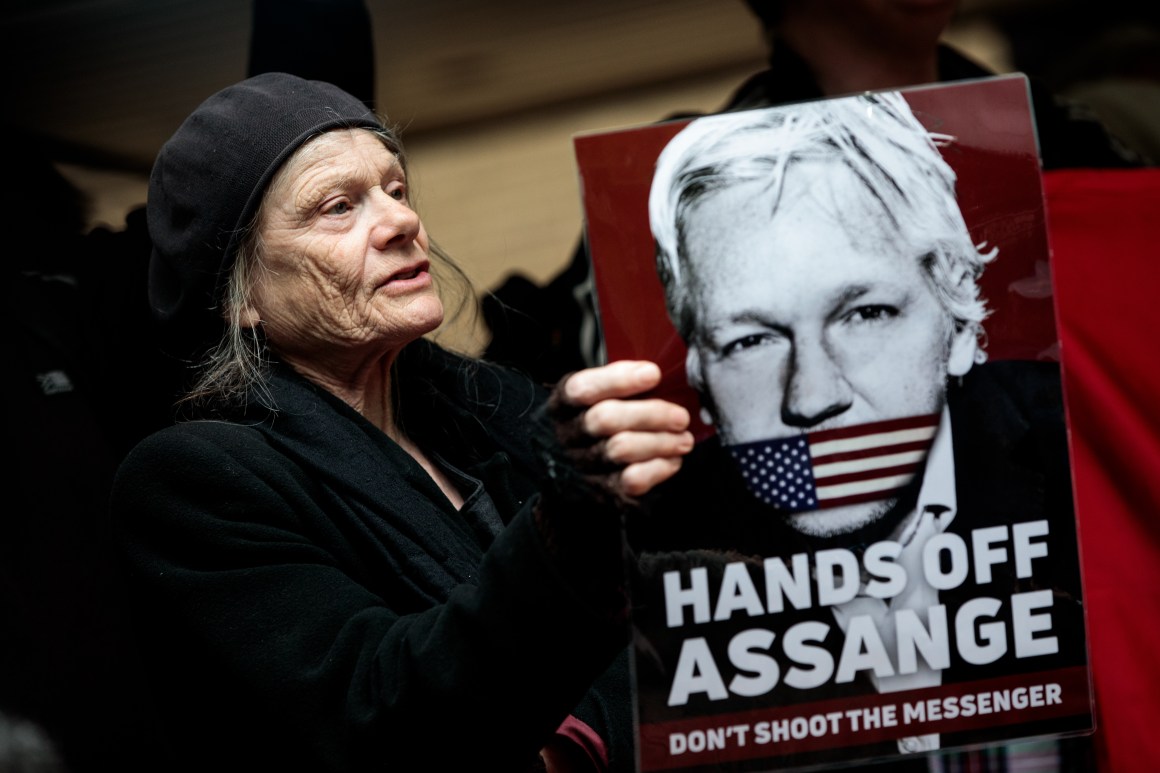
[
  {"x1": 781, "y1": 338, "x2": 853, "y2": 428},
  {"x1": 368, "y1": 189, "x2": 421, "y2": 250}
]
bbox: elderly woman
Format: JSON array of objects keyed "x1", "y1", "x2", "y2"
[{"x1": 110, "y1": 73, "x2": 692, "y2": 773}]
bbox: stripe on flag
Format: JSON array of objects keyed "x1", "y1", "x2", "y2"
[{"x1": 726, "y1": 414, "x2": 940, "y2": 512}]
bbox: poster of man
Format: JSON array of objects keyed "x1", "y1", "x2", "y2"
[{"x1": 573, "y1": 75, "x2": 1092, "y2": 772}]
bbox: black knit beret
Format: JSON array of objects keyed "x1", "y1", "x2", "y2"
[{"x1": 146, "y1": 71, "x2": 384, "y2": 350}]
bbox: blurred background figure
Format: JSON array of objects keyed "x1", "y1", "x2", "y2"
[
  {"x1": 248, "y1": 0, "x2": 376, "y2": 110},
  {"x1": 982, "y1": 0, "x2": 1160, "y2": 165},
  {"x1": 727, "y1": 0, "x2": 1148, "y2": 169},
  {"x1": 0, "y1": 709, "x2": 70, "y2": 773},
  {"x1": 1, "y1": 124, "x2": 173, "y2": 773}
]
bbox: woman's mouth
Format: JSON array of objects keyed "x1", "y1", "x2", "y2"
[
  {"x1": 381, "y1": 260, "x2": 432, "y2": 290},
  {"x1": 388, "y1": 260, "x2": 429, "y2": 282},
  {"x1": 385, "y1": 258, "x2": 431, "y2": 283}
]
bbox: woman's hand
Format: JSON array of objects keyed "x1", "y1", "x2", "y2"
[{"x1": 548, "y1": 360, "x2": 694, "y2": 499}]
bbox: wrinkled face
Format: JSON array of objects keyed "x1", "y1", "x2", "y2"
[
  {"x1": 682, "y1": 160, "x2": 976, "y2": 537},
  {"x1": 244, "y1": 129, "x2": 443, "y2": 373}
]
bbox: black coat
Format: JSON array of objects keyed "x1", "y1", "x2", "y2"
[{"x1": 112, "y1": 339, "x2": 632, "y2": 772}]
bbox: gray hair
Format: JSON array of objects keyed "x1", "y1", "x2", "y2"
[
  {"x1": 179, "y1": 126, "x2": 476, "y2": 416},
  {"x1": 648, "y1": 91, "x2": 996, "y2": 351}
]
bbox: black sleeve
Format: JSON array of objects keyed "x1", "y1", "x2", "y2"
[{"x1": 112, "y1": 422, "x2": 628, "y2": 772}]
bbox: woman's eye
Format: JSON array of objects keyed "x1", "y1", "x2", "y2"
[
  {"x1": 325, "y1": 199, "x2": 353, "y2": 216},
  {"x1": 386, "y1": 182, "x2": 407, "y2": 201},
  {"x1": 721, "y1": 333, "x2": 771, "y2": 357}
]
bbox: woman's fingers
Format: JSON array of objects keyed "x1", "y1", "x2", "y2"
[
  {"x1": 583, "y1": 398, "x2": 691, "y2": 436},
  {"x1": 573, "y1": 405, "x2": 693, "y2": 499},
  {"x1": 618, "y1": 457, "x2": 686, "y2": 498},
  {"x1": 567, "y1": 429, "x2": 694, "y2": 470},
  {"x1": 602, "y1": 428, "x2": 694, "y2": 465},
  {"x1": 554, "y1": 397, "x2": 691, "y2": 451},
  {"x1": 555, "y1": 360, "x2": 663, "y2": 408},
  {"x1": 579, "y1": 457, "x2": 687, "y2": 501},
  {"x1": 547, "y1": 360, "x2": 694, "y2": 498}
]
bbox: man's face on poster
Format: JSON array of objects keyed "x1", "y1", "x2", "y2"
[{"x1": 681, "y1": 159, "x2": 977, "y2": 538}]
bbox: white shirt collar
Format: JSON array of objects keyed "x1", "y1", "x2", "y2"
[{"x1": 898, "y1": 405, "x2": 958, "y2": 547}]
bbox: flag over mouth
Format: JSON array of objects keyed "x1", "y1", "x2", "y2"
[{"x1": 726, "y1": 413, "x2": 941, "y2": 512}]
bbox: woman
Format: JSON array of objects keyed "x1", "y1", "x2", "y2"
[{"x1": 111, "y1": 72, "x2": 692, "y2": 772}]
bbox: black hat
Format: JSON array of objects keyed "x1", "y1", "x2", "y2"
[{"x1": 147, "y1": 71, "x2": 383, "y2": 350}]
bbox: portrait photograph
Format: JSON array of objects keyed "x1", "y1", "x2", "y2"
[{"x1": 574, "y1": 74, "x2": 1093, "y2": 772}]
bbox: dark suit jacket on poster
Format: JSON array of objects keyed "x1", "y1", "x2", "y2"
[{"x1": 627, "y1": 360, "x2": 1088, "y2": 771}]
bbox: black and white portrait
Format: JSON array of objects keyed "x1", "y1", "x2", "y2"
[{"x1": 621, "y1": 88, "x2": 1090, "y2": 768}]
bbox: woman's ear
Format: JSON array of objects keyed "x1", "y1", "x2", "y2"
[{"x1": 947, "y1": 321, "x2": 978, "y2": 377}]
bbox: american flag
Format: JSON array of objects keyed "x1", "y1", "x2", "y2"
[{"x1": 726, "y1": 414, "x2": 940, "y2": 512}]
